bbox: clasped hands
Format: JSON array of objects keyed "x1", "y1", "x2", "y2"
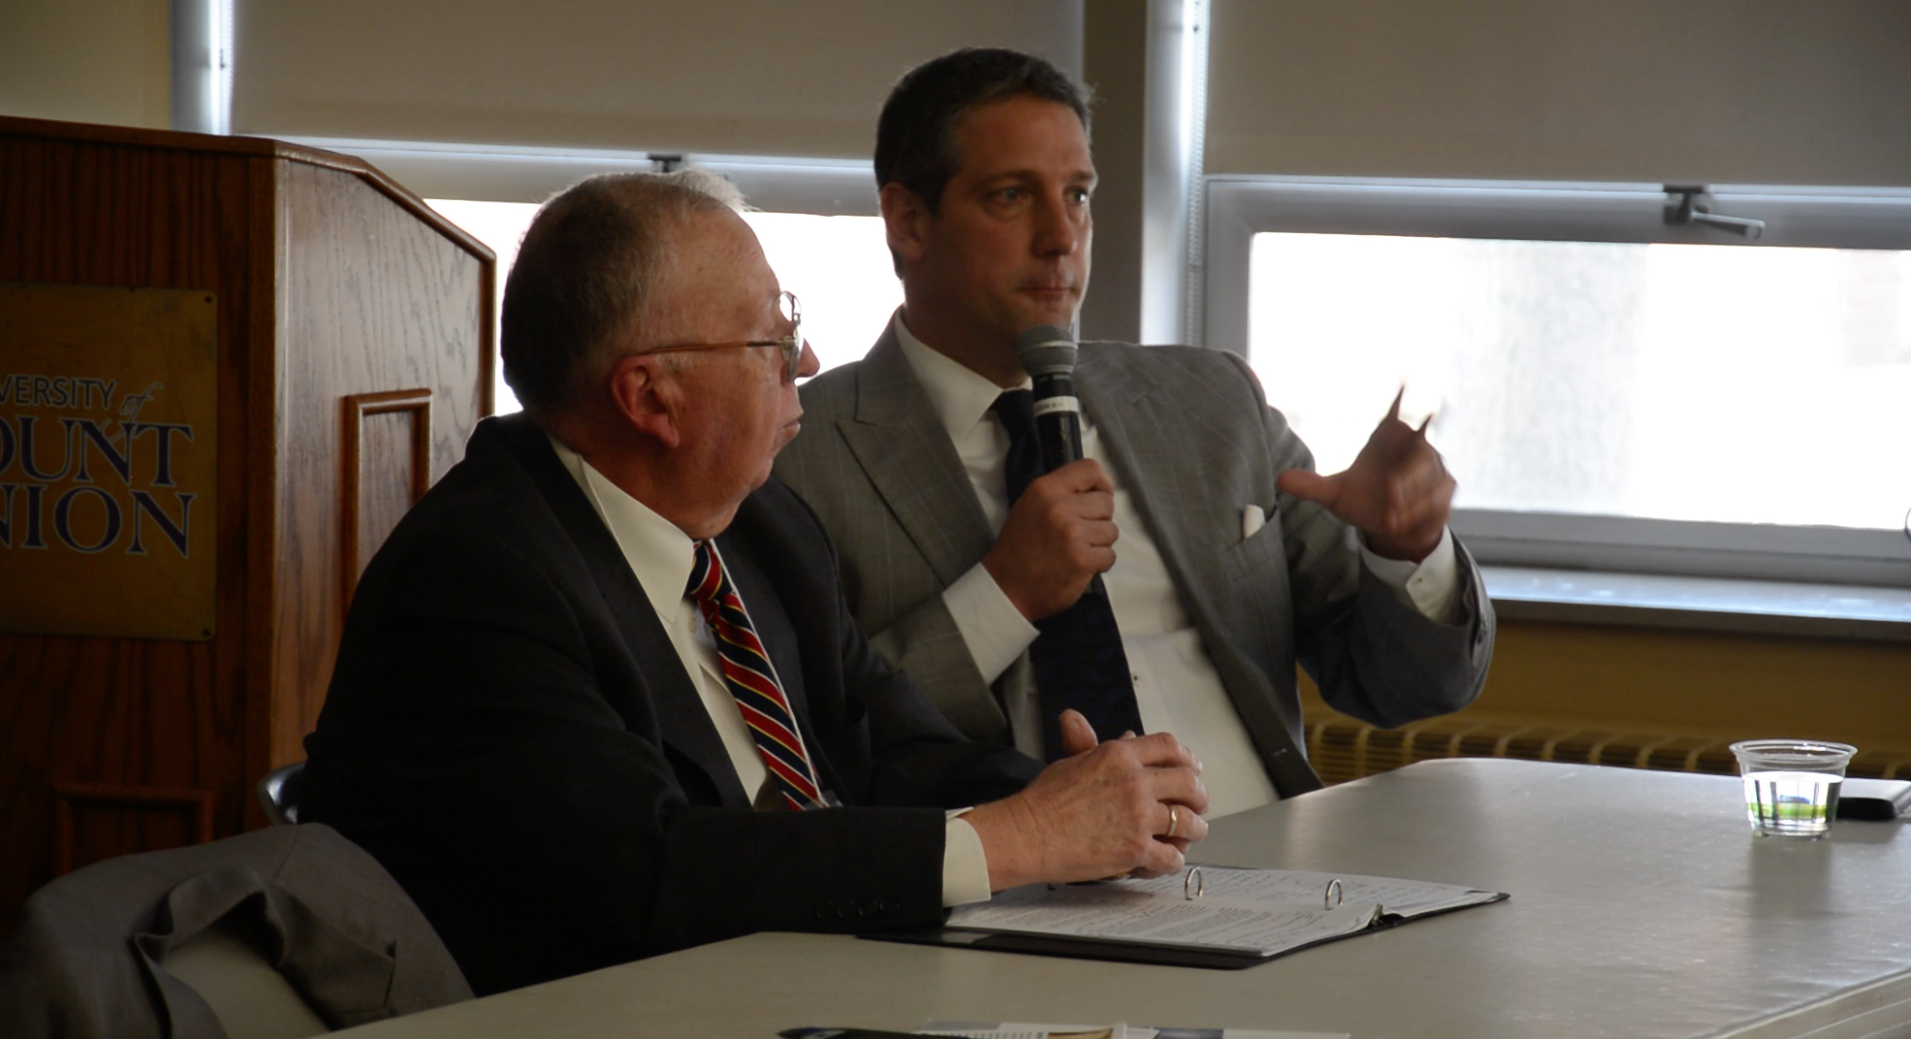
[
  {"x1": 984, "y1": 387, "x2": 1453, "y2": 626},
  {"x1": 964, "y1": 709, "x2": 1209, "y2": 893}
]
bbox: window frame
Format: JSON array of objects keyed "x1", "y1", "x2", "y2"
[
  {"x1": 283, "y1": 137, "x2": 879, "y2": 215},
  {"x1": 1201, "y1": 175, "x2": 1911, "y2": 589}
]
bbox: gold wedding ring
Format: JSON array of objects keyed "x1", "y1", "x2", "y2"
[{"x1": 1166, "y1": 804, "x2": 1180, "y2": 839}]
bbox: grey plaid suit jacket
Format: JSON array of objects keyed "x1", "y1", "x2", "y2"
[{"x1": 774, "y1": 324, "x2": 1495, "y2": 797}]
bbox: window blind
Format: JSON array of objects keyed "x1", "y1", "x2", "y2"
[
  {"x1": 232, "y1": 0, "x2": 1084, "y2": 160},
  {"x1": 1204, "y1": 0, "x2": 1911, "y2": 185}
]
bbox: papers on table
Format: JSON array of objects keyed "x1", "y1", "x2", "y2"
[
  {"x1": 921, "y1": 1023, "x2": 1349, "y2": 1039},
  {"x1": 943, "y1": 865, "x2": 1505, "y2": 960}
]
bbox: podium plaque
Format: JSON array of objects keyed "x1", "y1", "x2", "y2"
[{"x1": 1, "y1": 283, "x2": 219, "y2": 640}]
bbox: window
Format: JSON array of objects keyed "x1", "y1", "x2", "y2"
[
  {"x1": 1203, "y1": 178, "x2": 1911, "y2": 588},
  {"x1": 427, "y1": 196, "x2": 897, "y2": 415}
]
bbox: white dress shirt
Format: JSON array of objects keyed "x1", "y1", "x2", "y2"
[
  {"x1": 548, "y1": 435, "x2": 992, "y2": 907},
  {"x1": 893, "y1": 317, "x2": 1464, "y2": 818}
]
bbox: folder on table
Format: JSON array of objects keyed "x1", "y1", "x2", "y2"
[{"x1": 867, "y1": 864, "x2": 1507, "y2": 969}]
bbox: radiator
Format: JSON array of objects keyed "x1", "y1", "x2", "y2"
[{"x1": 1302, "y1": 710, "x2": 1911, "y2": 786}]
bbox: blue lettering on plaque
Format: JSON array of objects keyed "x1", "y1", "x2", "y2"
[
  {"x1": 68, "y1": 418, "x2": 133, "y2": 485},
  {"x1": 53, "y1": 485, "x2": 122, "y2": 553},
  {"x1": 17, "y1": 416, "x2": 74, "y2": 482},
  {"x1": 128, "y1": 490, "x2": 193, "y2": 557},
  {"x1": 21, "y1": 483, "x2": 46, "y2": 550}
]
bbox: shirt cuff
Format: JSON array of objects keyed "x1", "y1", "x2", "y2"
[
  {"x1": 942, "y1": 809, "x2": 992, "y2": 908},
  {"x1": 942, "y1": 563, "x2": 1040, "y2": 685},
  {"x1": 1359, "y1": 525, "x2": 1464, "y2": 624}
]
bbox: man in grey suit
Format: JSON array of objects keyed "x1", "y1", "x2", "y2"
[{"x1": 774, "y1": 49, "x2": 1495, "y2": 815}]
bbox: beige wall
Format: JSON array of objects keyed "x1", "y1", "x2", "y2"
[
  {"x1": 1304, "y1": 618, "x2": 1911, "y2": 771},
  {"x1": 1482, "y1": 622, "x2": 1911, "y2": 749},
  {"x1": 0, "y1": 0, "x2": 170, "y2": 129}
]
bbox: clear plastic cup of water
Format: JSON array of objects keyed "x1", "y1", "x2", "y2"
[{"x1": 1729, "y1": 739, "x2": 1858, "y2": 839}]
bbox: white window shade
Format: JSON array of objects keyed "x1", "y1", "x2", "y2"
[
  {"x1": 1203, "y1": 0, "x2": 1911, "y2": 185},
  {"x1": 231, "y1": 0, "x2": 1083, "y2": 160}
]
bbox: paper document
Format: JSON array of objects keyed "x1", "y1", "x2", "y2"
[
  {"x1": 922, "y1": 1024, "x2": 1348, "y2": 1039},
  {"x1": 945, "y1": 865, "x2": 1503, "y2": 959}
]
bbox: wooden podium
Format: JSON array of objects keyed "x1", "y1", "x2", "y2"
[{"x1": 0, "y1": 115, "x2": 495, "y2": 933}]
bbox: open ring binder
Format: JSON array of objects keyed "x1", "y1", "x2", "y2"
[{"x1": 873, "y1": 865, "x2": 1509, "y2": 970}]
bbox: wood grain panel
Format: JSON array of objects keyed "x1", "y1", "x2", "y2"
[
  {"x1": 341, "y1": 388, "x2": 433, "y2": 607},
  {"x1": 0, "y1": 115, "x2": 493, "y2": 936},
  {"x1": 272, "y1": 161, "x2": 488, "y2": 767},
  {"x1": 52, "y1": 782, "x2": 214, "y2": 875}
]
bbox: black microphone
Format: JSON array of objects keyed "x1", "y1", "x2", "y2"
[
  {"x1": 1017, "y1": 324, "x2": 1106, "y2": 600},
  {"x1": 1016, "y1": 324, "x2": 1084, "y2": 474}
]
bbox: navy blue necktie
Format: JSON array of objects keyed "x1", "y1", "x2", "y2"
[{"x1": 991, "y1": 389, "x2": 1143, "y2": 760}]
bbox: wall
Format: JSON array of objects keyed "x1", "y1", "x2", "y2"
[
  {"x1": 0, "y1": 0, "x2": 171, "y2": 129},
  {"x1": 1305, "y1": 621, "x2": 1911, "y2": 765}
]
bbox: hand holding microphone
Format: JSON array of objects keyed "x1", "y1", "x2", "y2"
[{"x1": 980, "y1": 326, "x2": 1120, "y2": 623}]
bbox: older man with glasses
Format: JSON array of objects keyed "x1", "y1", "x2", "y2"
[{"x1": 298, "y1": 170, "x2": 1209, "y2": 998}]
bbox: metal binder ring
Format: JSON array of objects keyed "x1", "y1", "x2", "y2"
[
  {"x1": 1184, "y1": 866, "x2": 1205, "y2": 900},
  {"x1": 1325, "y1": 878, "x2": 1344, "y2": 909},
  {"x1": 1166, "y1": 805, "x2": 1180, "y2": 838}
]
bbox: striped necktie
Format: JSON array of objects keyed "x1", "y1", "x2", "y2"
[{"x1": 686, "y1": 539, "x2": 826, "y2": 811}]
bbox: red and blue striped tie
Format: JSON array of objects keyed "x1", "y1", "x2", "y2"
[{"x1": 686, "y1": 539, "x2": 826, "y2": 811}]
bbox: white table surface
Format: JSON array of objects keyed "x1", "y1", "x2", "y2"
[{"x1": 336, "y1": 759, "x2": 1911, "y2": 1039}]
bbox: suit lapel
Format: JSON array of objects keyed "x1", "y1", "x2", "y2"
[
  {"x1": 838, "y1": 328, "x2": 995, "y2": 586},
  {"x1": 1077, "y1": 347, "x2": 1322, "y2": 797},
  {"x1": 1075, "y1": 344, "x2": 1220, "y2": 596},
  {"x1": 496, "y1": 416, "x2": 754, "y2": 809}
]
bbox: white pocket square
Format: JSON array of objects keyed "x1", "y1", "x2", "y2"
[{"x1": 1242, "y1": 504, "x2": 1266, "y2": 540}]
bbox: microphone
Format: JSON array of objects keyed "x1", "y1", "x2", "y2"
[
  {"x1": 1017, "y1": 324, "x2": 1106, "y2": 600},
  {"x1": 1016, "y1": 324, "x2": 1084, "y2": 474}
]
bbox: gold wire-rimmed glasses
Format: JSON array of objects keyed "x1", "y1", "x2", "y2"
[{"x1": 640, "y1": 290, "x2": 804, "y2": 382}]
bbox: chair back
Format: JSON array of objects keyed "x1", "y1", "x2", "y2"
[
  {"x1": 257, "y1": 761, "x2": 307, "y2": 825},
  {"x1": 0, "y1": 823, "x2": 471, "y2": 1039}
]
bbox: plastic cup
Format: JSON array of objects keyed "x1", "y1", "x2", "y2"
[{"x1": 1729, "y1": 739, "x2": 1858, "y2": 839}]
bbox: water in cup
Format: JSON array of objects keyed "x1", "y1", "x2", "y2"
[
  {"x1": 1743, "y1": 770, "x2": 1841, "y2": 839},
  {"x1": 1729, "y1": 739, "x2": 1857, "y2": 840}
]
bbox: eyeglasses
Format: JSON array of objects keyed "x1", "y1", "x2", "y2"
[{"x1": 640, "y1": 290, "x2": 805, "y2": 382}]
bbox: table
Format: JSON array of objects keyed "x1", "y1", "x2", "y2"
[{"x1": 336, "y1": 759, "x2": 1911, "y2": 1038}]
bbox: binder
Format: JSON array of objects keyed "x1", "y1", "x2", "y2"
[
  {"x1": 865, "y1": 865, "x2": 1508, "y2": 969},
  {"x1": 1838, "y1": 778, "x2": 1911, "y2": 821}
]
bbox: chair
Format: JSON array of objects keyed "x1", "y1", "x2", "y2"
[
  {"x1": 0, "y1": 823, "x2": 471, "y2": 1039},
  {"x1": 257, "y1": 761, "x2": 306, "y2": 825}
]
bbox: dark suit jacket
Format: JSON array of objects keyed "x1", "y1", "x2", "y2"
[
  {"x1": 775, "y1": 328, "x2": 1496, "y2": 798},
  {"x1": 301, "y1": 414, "x2": 1040, "y2": 996}
]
